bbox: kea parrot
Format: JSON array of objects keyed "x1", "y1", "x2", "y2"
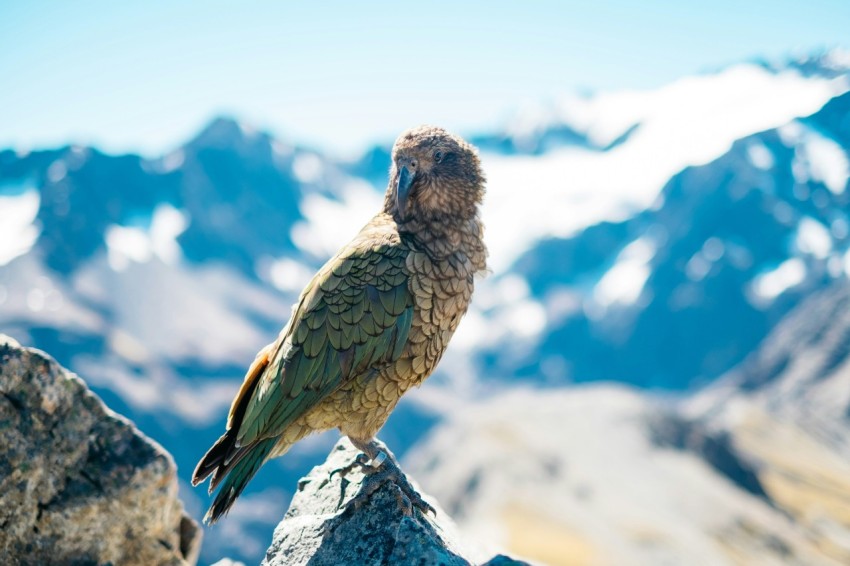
[{"x1": 192, "y1": 126, "x2": 488, "y2": 524}]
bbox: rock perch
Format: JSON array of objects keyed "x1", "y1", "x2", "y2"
[
  {"x1": 261, "y1": 437, "x2": 526, "y2": 566},
  {"x1": 0, "y1": 335, "x2": 201, "y2": 565}
]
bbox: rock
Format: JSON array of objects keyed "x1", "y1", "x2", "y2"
[
  {"x1": 0, "y1": 335, "x2": 201, "y2": 565},
  {"x1": 262, "y1": 438, "x2": 527, "y2": 566},
  {"x1": 647, "y1": 411, "x2": 769, "y2": 501}
]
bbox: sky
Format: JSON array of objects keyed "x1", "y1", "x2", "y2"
[{"x1": 1, "y1": 0, "x2": 849, "y2": 157}]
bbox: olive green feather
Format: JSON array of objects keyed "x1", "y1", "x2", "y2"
[{"x1": 236, "y1": 243, "x2": 414, "y2": 447}]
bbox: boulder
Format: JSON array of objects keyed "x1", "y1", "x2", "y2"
[
  {"x1": 0, "y1": 335, "x2": 201, "y2": 565},
  {"x1": 262, "y1": 438, "x2": 526, "y2": 566}
]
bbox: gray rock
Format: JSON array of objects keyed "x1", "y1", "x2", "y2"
[
  {"x1": 262, "y1": 438, "x2": 527, "y2": 566},
  {"x1": 0, "y1": 335, "x2": 201, "y2": 565}
]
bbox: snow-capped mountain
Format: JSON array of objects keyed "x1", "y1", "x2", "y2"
[
  {"x1": 2, "y1": 51, "x2": 849, "y2": 564},
  {"x1": 473, "y1": 78, "x2": 850, "y2": 391},
  {"x1": 408, "y1": 259, "x2": 850, "y2": 566}
]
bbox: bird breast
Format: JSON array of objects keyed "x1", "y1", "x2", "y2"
[
  {"x1": 404, "y1": 249, "x2": 475, "y2": 384},
  {"x1": 314, "y1": 248, "x2": 477, "y2": 440}
]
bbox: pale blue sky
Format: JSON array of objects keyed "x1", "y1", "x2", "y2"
[{"x1": 2, "y1": 1, "x2": 848, "y2": 156}]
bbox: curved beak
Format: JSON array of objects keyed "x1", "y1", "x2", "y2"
[{"x1": 395, "y1": 165, "x2": 414, "y2": 216}]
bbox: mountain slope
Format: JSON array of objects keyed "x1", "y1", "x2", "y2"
[
  {"x1": 477, "y1": 86, "x2": 850, "y2": 390},
  {"x1": 692, "y1": 277, "x2": 850, "y2": 457},
  {"x1": 405, "y1": 385, "x2": 850, "y2": 566}
]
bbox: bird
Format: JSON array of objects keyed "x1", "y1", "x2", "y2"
[{"x1": 192, "y1": 125, "x2": 488, "y2": 524}]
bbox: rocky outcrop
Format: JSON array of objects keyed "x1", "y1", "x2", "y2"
[
  {"x1": 0, "y1": 335, "x2": 201, "y2": 565},
  {"x1": 262, "y1": 438, "x2": 526, "y2": 566},
  {"x1": 647, "y1": 412, "x2": 769, "y2": 501}
]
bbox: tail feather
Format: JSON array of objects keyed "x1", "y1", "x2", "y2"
[
  {"x1": 192, "y1": 431, "x2": 233, "y2": 487},
  {"x1": 203, "y1": 438, "x2": 277, "y2": 524},
  {"x1": 193, "y1": 341, "x2": 277, "y2": 522},
  {"x1": 192, "y1": 429, "x2": 252, "y2": 492},
  {"x1": 209, "y1": 444, "x2": 251, "y2": 492}
]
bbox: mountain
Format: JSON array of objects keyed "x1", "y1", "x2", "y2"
[
  {"x1": 406, "y1": 164, "x2": 850, "y2": 563},
  {"x1": 2, "y1": 51, "x2": 850, "y2": 564},
  {"x1": 475, "y1": 79, "x2": 850, "y2": 390},
  {"x1": 405, "y1": 384, "x2": 850, "y2": 566},
  {"x1": 407, "y1": 274, "x2": 850, "y2": 565},
  {"x1": 692, "y1": 277, "x2": 850, "y2": 457}
]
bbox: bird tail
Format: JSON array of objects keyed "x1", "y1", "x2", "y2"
[
  {"x1": 192, "y1": 341, "x2": 278, "y2": 523},
  {"x1": 202, "y1": 437, "x2": 277, "y2": 524},
  {"x1": 192, "y1": 428, "x2": 240, "y2": 489}
]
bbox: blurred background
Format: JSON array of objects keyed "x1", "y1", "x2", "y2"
[{"x1": 3, "y1": 1, "x2": 850, "y2": 564}]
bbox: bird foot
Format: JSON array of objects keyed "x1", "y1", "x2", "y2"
[
  {"x1": 333, "y1": 449, "x2": 435, "y2": 518},
  {"x1": 320, "y1": 445, "x2": 436, "y2": 539},
  {"x1": 351, "y1": 458, "x2": 436, "y2": 517},
  {"x1": 328, "y1": 452, "x2": 372, "y2": 481}
]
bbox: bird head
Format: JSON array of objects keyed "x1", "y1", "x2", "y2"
[{"x1": 385, "y1": 126, "x2": 485, "y2": 224}]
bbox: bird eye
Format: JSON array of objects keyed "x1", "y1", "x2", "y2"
[{"x1": 434, "y1": 151, "x2": 443, "y2": 163}]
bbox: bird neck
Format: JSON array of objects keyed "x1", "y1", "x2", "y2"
[{"x1": 398, "y1": 213, "x2": 488, "y2": 273}]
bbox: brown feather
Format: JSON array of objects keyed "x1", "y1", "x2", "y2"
[{"x1": 191, "y1": 343, "x2": 273, "y2": 486}]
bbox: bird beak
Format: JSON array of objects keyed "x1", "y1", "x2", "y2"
[{"x1": 395, "y1": 165, "x2": 414, "y2": 216}]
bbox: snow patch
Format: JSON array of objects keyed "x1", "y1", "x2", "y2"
[
  {"x1": 106, "y1": 226, "x2": 150, "y2": 268},
  {"x1": 291, "y1": 179, "x2": 382, "y2": 258},
  {"x1": 503, "y1": 100, "x2": 570, "y2": 152},
  {"x1": 751, "y1": 258, "x2": 806, "y2": 302},
  {"x1": 292, "y1": 153, "x2": 323, "y2": 184},
  {"x1": 452, "y1": 275, "x2": 545, "y2": 349},
  {"x1": 820, "y1": 48, "x2": 850, "y2": 71},
  {"x1": 272, "y1": 139, "x2": 293, "y2": 158},
  {"x1": 795, "y1": 217, "x2": 832, "y2": 258},
  {"x1": 47, "y1": 160, "x2": 67, "y2": 183},
  {"x1": 482, "y1": 65, "x2": 847, "y2": 270},
  {"x1": 105, "y1": 204, "x2": 189, "y2": 271},
  {"x1": 686, "y1": 254, "x2": 711, "y2": 282},
  {"x1": 686, "y1": 238, "x2": 726, "y2": 282},
  {"x1": 75, "y1": 353, "x2": 243, "y2": 426},
  {"x1": 503, "y1": 299, "x2": 547, "y2": 338},
  {"x1": 150, "y1": 205, "x2": 189, "y2": 263},
  {"x1": 800, "y1": 129, "x2": 849, "y2": 194},
  {"x1": 0, "y1": 190, "x2": 41, "y2": 266},
  {"x1": 160, "y1": 150, "x2": 185, "y2": 173},
  {"x1": 747, "y1": 142, "x2": 774, "y2": 170},
  {"x1": 594, "y1": 237, "x2": 655, "y2": 307},
  {"x1": 778, "y1": 121, "x2": 804, "y2": 145},
  {"x1": 74, "y1": 254, "x2": 289, "y2": 367},
  {"x1": 0, "y1": 253, "x2": 104, "y2": 331}
]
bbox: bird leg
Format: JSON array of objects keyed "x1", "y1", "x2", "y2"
[{"x1": 332, "y1": 438, "x2": 435, "y2": 518}]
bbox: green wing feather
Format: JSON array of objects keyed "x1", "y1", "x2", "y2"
[{"x1": 236, "y1": 237, "x2": 414, "y2": 446}]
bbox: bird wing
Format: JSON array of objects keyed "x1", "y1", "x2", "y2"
[{"x1": 234, "y1": 231, "x2": 414, "y2": 447}]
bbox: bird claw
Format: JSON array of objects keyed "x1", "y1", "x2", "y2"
[
  {"x1": 329, "y1": 452, "x2": 370, "y2": 480},
  {"x1": 388, "y1": 480, "x2": 436, "y2": 517},
  {"x1": 338, "y1": 451, "x2": 436, "y2": 518}
]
